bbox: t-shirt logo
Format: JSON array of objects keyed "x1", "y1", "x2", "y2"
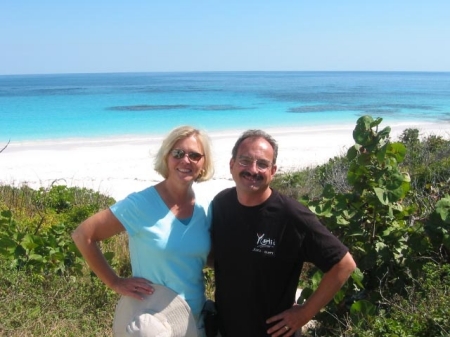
[{"x1": 252, "y1": 233, "x2": 277, "y2": 256}]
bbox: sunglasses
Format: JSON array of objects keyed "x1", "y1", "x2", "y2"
[
  {"x1": 171, "y1": 149, "x2": 204, "y2": 162},
  {"x1": 237, "y1": 157, "x2": 272, "y2": 171}
]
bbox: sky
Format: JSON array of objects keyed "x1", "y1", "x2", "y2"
[{"x1": 1, "y1": 1, "x2": 450, "y2": 75}]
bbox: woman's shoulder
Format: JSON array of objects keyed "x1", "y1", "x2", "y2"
[
  {"x1": 128, "y1": 185, "x2": 157, "y2": 199},
  {"x1": 114, "y1": 186, "x2": 158, "y2": 208}
]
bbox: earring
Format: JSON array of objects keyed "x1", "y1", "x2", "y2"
[{"x1": 196, "y1": 169, "x2": 206, "y2": 181}]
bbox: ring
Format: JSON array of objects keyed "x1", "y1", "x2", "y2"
[{"x1": 284, "y1": 325, "x2": 289, "y2": 331}]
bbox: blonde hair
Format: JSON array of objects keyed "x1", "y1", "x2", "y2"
[{"x1": 154, "y1": 126, "x2": 214, "y2": 182}]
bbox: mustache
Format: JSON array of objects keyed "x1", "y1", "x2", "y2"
[{"x1": 240, "y1": 171, "x2": 263, "y2": 181}]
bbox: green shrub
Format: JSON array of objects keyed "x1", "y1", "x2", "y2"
[
  {"x1": 0, "y1": 185, "x2": 121, "y2": 336},
  {"x1": 344, "y1": 262, "x2": 450, "y2": 337},
  {"x1": 0, "y1": 266, "x2": 119, "y2": 336},
  {"x1": 272, "y1": 168, "x2": 319, "y2": 199},
  {"x1": 300, "y1": 116, "x2": 450, "y2": 334},
  {"x1": 0, "y1": 185, "x2": 115, "y2": 275},
  {"x1": 0, "y1": 209, "x2": 83, "y2": 275}
]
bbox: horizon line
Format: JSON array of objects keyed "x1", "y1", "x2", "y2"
[{"x1": 2, "y1": 69, "x2": 450, "y2": 77}]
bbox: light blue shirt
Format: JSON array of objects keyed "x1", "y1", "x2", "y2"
[{"x1": 110, "y1": 186, "x2": 212, "y2": 319}]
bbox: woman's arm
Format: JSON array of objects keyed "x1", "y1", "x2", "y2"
[{"x1": 72, "y1": 208, "x2": 153, "y2": 299}]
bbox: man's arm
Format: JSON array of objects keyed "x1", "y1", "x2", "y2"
[{"x1": 266, "y1": 252, "x2": 356, "y2": 336}]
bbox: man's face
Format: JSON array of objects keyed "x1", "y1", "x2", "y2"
[{"x1": 230, "y1": 137, "x2": 277, "y2": 195}]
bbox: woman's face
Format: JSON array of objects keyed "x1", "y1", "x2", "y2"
[{"x1": 167, "y1": 135, "x2": 205, "y2": 183}]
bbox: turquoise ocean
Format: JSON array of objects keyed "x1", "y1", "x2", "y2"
[{"x1": 1, "y1": 71, "x2": 450, "y2": 143}]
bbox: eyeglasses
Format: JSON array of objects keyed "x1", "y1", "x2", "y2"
[
  {"x1": 171, "y1": 149, "x2": 204, "y2": 162},
  {"x1": 237, "y1": 157, "x2": 272, "y2": 171}
]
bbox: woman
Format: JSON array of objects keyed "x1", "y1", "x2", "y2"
[{"x1": 72, "y1": 126, "x2": 214, "y2": 335}]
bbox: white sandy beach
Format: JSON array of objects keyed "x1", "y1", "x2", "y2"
[{"x1": 1, "y1": 122, "x2": 449, "y2": 201}]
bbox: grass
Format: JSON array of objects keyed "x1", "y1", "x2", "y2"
[{"x1": 0, "y1": 267, "x2": 117, "y2": 337}]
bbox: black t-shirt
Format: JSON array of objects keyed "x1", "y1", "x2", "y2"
[{"x1": 211, "y1": 188, "x2": 348, "y2": 337}]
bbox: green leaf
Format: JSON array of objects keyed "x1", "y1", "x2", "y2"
[
  {"x1": 308, "y1": 202, "x2": 333, "y2": 217},
  {"x1": 443, "y1": 234, "x2": 450, "y2": 250},
  {"x1": 28, "y1": 253, "x2": 44, "y2": 262},
  {"x1": 435, "y1": 197, "x2": 450, "y2": 223},
  {"x1": 350, "y1": 300, "x2": 377, "y2": 316},
  {"x1": 21, "y1": 234, "x2": 39, "y2": 251},
  {"x1": 401, "y1": 172, "x2": 411, "y2": 183},
  {"x1": 353, "y1": 116, "x2": 374, "y2": 145},
  {"x1": 388, "y1": 187, "x2": 406, "y2": 203},
  {"x1": 0, "y1": 210, "x2": 13, "y2": 218},
  {"x1": 311, "y1": 270, "x2": 323, "y2": 289},
  {"x1": 336, "y1": 215, "x2": 350, "y2": 225},
  {"x1": 370, "y1": 117, "x2": 383, "y2": 128},
  {"x1": 357, "y1": 153, "x2": 372, "y2": 165},
  {"x1": 347, "y1": 146, "x2": 358, "y2": 161},
  {"x1": 0, "y1": 236, "x2": 17, "y2": 249},
  {"x1": 377, "y1": 126, "x2": 391, "y2": 139},
  {"x1": 322, "y1": 184, "x2": 336, "y2": 199},
  {"x1": 49, "y1": 252, "x2": 65, "y2": 261},
  {"x1": 374, "y1": 187, "x2": 389, "y2": 205},
  {"x1": 351, "y1": 268, "x2": 365, "y2": 289},
  {"x1": 385, "y1": 172, "x2": 405, "y2": 190},
  {"x1": 387, "y1": 142, "x2": 406, "y2": 162},
  {"x1": 333, "y1": 289, "x2": 345, "y2": 304},
  {"x1": 297, "y1": 287, "x2": 313, "y2": 304},
  {"x1": 104, "y1": 251, "x2": 116, "y2": 264},
  {"x1": 376, "y1": 142, "x2": 388, "y2": 163},
  {"x1": 375, "y1": 241, "x2": 387, "y2": 252}
]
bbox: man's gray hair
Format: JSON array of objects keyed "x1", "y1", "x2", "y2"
[{"x1": 231, "y1": 129, "x2": 278, "y2": 164}]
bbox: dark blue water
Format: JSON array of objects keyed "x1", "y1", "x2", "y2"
[{"x1": 1, "y1": 71, "x2": 449, "y2": 142}]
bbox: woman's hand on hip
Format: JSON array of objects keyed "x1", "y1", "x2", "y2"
[{"x1": 111, "y1": 277, "x2": 154, "y2": 300}]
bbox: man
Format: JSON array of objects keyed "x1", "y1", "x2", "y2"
[{"x1": 211, "y1": 130, "x2": 356, "y2": 336}]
